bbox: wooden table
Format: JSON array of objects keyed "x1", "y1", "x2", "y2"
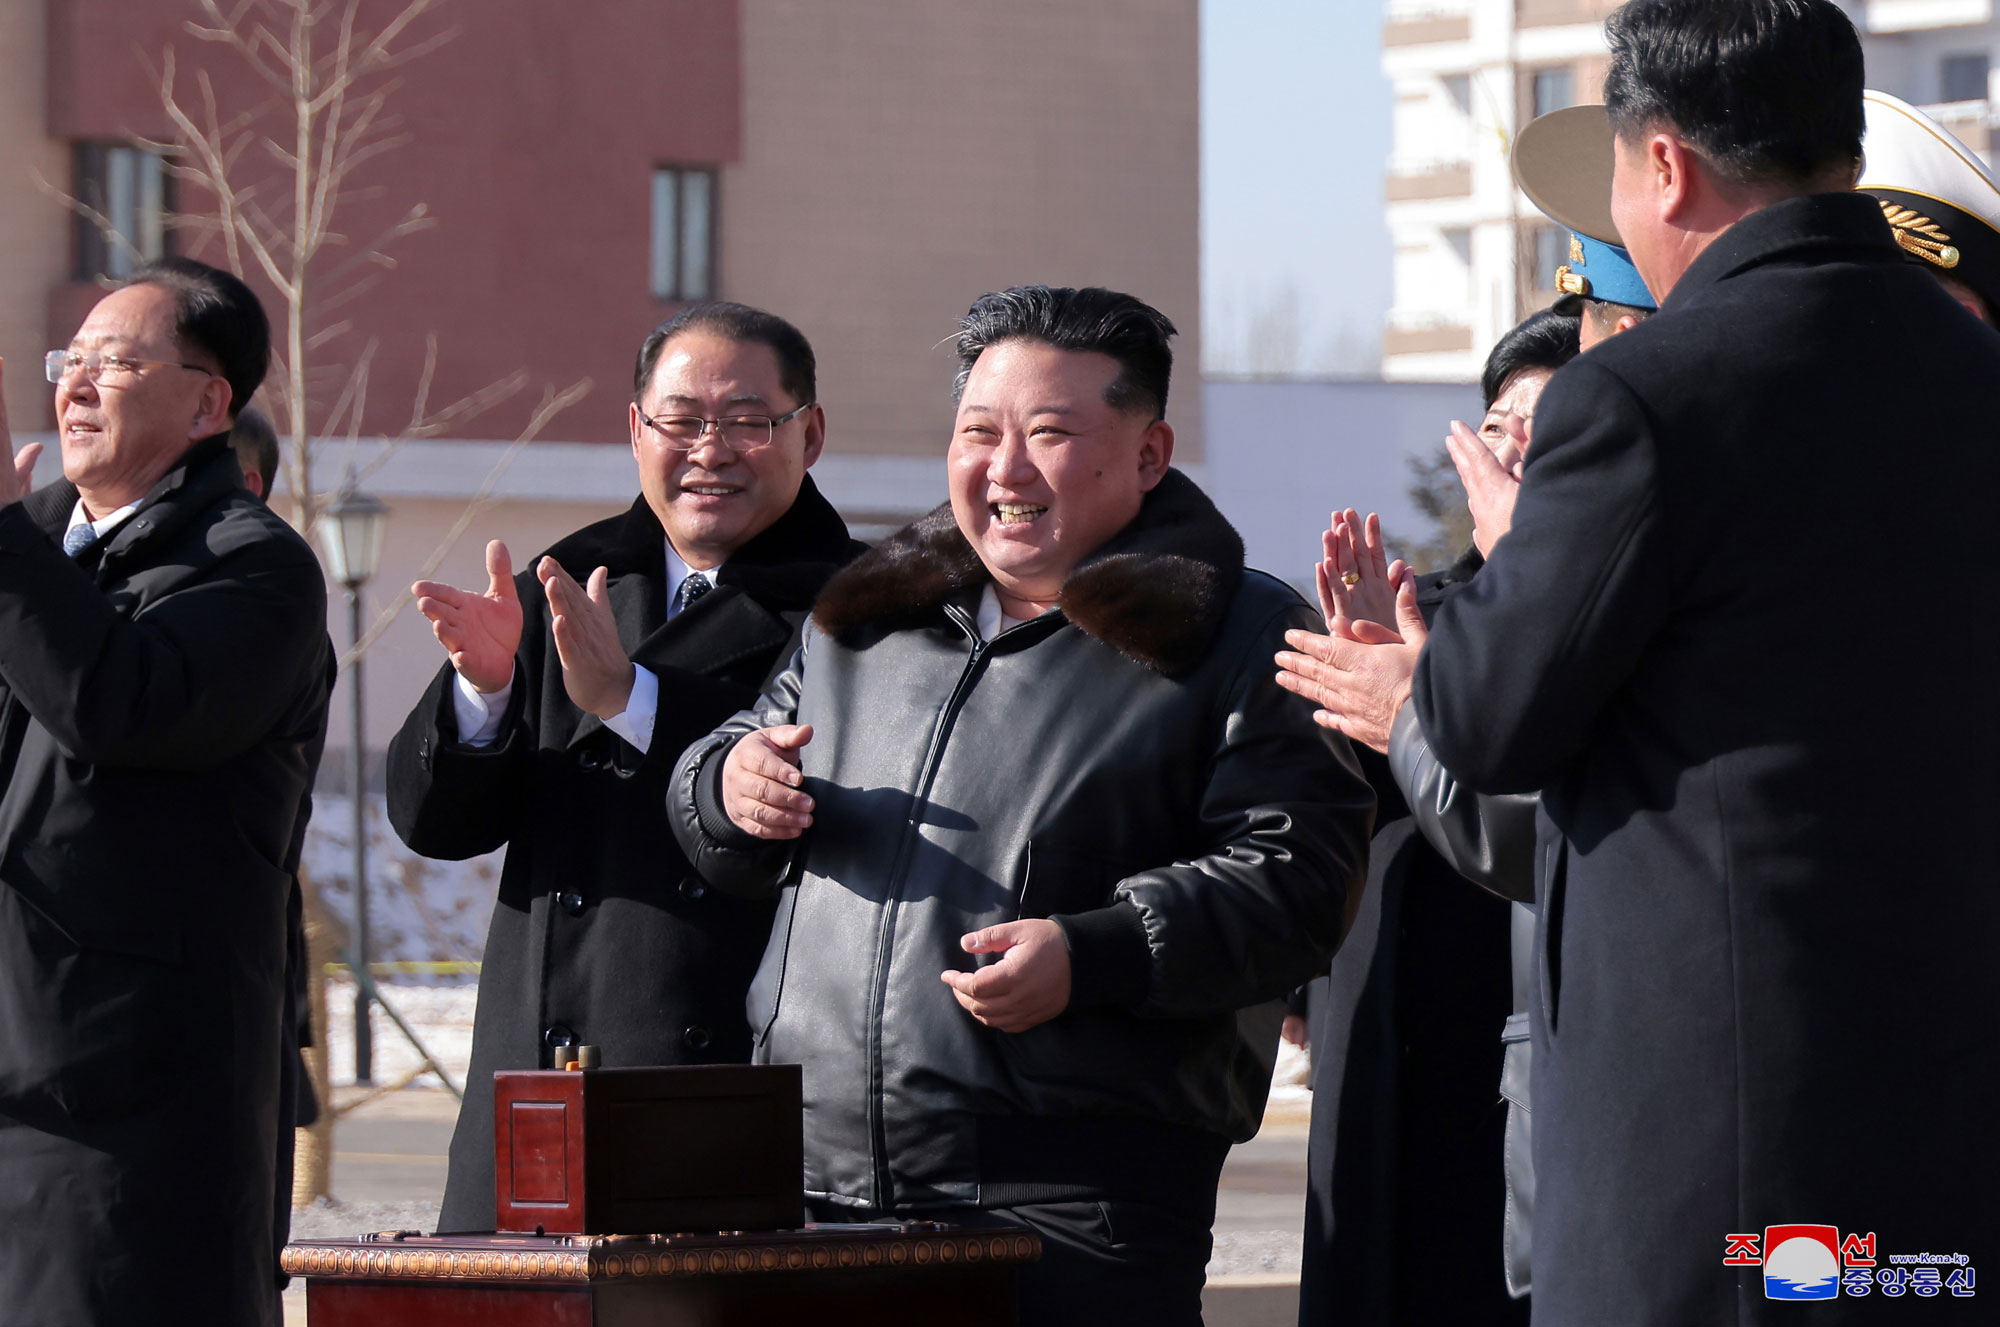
[{"x1": 284, "y1": 1222, "x2": 1040, "y2": 1326}]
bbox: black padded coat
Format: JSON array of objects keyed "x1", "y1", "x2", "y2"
[{"x1": 669, "y1": 471, "x2": 1374, "y2": 1218}]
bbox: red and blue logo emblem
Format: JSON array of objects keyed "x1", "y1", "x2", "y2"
[{"x1": 1761, "y1": 1225, "x2": 1841, "y2": 1300}]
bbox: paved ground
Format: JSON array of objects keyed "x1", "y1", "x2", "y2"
[{"x1": 282, "y1": 1085, "x2": 1311, "y2": 1324}]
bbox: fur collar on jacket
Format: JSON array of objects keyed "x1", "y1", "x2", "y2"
[{"x1": 812, "y1": 467, "x2": 1245, "y2": 675}]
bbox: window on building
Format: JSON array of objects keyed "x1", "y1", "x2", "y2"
[
  {"x1": 1441, "y1": 74, "x2": 1472, "y2": 116},
  {"x1": 1942, "y1": 53, "x2": 1990, "y2": 104},
  {"x1": 74, "y1": 142, "x2": 170, "y2": 281},
  {"x1": 1532, "y1": 67, "x2": 1573, "y2": 120},
  {"x1": 652, "y1": 166, "x2": 716, "y2": 301},
  {"x1": 1533, "y1": 226, "x2": 1568, "y2": 292}
]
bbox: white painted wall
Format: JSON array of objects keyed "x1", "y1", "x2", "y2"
[{"x1": 1201, "y1": 377, "x2": 1485, "y2": 587}]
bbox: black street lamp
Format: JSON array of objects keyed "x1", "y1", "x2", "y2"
[{"x1": 317, "y1": 484, "x2": 389, "y2": 1085}]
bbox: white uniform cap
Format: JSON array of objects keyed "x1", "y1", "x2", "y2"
[{"x1": 1858, "y1": 90, "x2": 2000, "y2": 315}]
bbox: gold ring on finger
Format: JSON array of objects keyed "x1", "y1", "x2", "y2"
[{"x1": 1341, "y1": 570, "x2": 1361, "y2": 589}]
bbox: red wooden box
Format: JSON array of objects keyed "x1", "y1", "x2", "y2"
[
  {"x1": 285, "y1": 1224, "x2": 1039, "y2": 1326},
  {"x1": 493, "y1": 1064, "x2": 802, "y2": 1236}
]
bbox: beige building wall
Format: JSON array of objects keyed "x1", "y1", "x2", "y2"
[
  {"x1": 0, "y1": 2, "x2": 69, "y2": 431},
  {"x1": 12, "y1": 1, "x2": 1203, "y2": 769},
  {"x1": 724, "y1": 0, "x2": 1203, "y2": 516}
]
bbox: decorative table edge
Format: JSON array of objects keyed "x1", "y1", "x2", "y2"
[{"x1": 281, "y1": 1226, "x2": 1043, "y2": 1283}]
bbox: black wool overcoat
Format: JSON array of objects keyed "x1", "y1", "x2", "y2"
[
  {"x1": 0, "y1": 438, "x2": 333, "y2": 1327},
  {"x1": 386, "y1": 475, "x2": 861, "y2": 1231},
  {"x1": 1415, "y1": 193, "x2": 2000, "y2": 1324},
  {"x1": 1299, "y1": 550, "x2": 1526, "y2": 1327}
]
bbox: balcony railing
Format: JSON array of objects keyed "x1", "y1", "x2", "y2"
[
  {"x1": 1515, "y1": 0, "x2": 1621, "y2": 27},
  {"x1": 1861, "y1": 0, "x2": 1994, "y2": 35},
  {"x1": 1920, "y1": 99, "x2": 1993, "y2": 155},
  {"x1": 1384, "y1": 320, "x2": 1474, "y2": 357},
  {"x1": 1385, "y1": 161, "x2": 1475, "y2": 202},
  {"x1": 1384, "y1": 10, "x2": 1472, "y2": 46}
]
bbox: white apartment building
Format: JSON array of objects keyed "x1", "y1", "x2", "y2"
[{"x1": 1381, "y1": 0, "x2": 2000, "y2": 381}]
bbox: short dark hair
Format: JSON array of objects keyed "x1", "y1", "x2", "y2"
[
  {"x1": 1582, "y1": 297, "x2": 1655, "y2": 342},
  {"x1": 1603, "y1": 0, "x2": 1863, "y2": 190},
  {"x1": 953, "y1": 286, "x2": 1177, "y2": 418},
  {"x1": 1481, "y1": 308, "x2": 1580, "y2": 409},
  {"x1": 123, "y1": 256, "x2": 270, "y2": 422},
  {"x1": 230, "y1": 404, "x2": 279, "y2": 491},
  {"x1": 633, "y1": 302, "x2": 816, "y2": 407}
]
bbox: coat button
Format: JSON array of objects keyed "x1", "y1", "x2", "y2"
[
  {"x1": 559, "y1": 891, "x2": 584, "y2": 916},
  {"x1": 683, "y1": 1026, "x2": 711, "y2": 1052},
  {"x1": 577, "y1": 749, "x2": 604, "y2": 770},
  {"x1": 679, "y1": 877, "x2": 706, "y2": 901}
]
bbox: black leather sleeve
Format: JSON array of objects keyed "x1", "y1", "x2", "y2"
[
  {"x1": 1386, "y1": 704, "x2": 1538, "y2": 904},
  {"x1": 1105, "y1": 599, "x2": 1376, "y2": 1019},
  {"x1": 667, "y1": 642, "x2": 808, "y2": 901}
]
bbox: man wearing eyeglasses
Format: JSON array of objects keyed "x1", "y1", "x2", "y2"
[
  {"x1": 386, "y1": 302, "x2": 864, "y2": 1233},
  {"x1": 0, "y1": 258, "x2": 333, "y2": 1327}
]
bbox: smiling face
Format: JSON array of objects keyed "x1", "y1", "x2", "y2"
[
  {"x1": 947, "y1": 339, "x2": 1173, "y2": 614},
  {"x1": 1478, "y1": 366, "x2": 1554, "y2": 468},
  {"x1": 56, "y1": 282, "x2": 231, "y2": 514},
  {"x1": 629, "y1": 330, "x2": 824, "y2": 569}
]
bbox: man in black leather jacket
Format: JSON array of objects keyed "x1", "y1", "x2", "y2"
[{"x1": 669, "y1": 286, "x2": 1372, "y2": 1326}]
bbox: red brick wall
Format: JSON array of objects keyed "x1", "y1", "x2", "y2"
[{"x1": 44, "y1": 0, "x2": 740, "y2": 439}]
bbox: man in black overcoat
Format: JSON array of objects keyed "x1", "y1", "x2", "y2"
[
  {"x1": 0, "y1": 258, "x2": 334, "y2": 1327},
  {"x1": 387, "y1": 303, "x2": 864, "y2": 1231},
  {"x1": 1406, "y1": 2, "x2": 2000, "y2": 1319}
]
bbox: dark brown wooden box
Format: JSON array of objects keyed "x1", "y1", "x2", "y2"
[{"x1": 492, "y1": 1064, "x2": 803, "y2": 1236}]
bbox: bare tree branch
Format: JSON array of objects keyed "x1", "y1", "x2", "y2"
[
  {"x1": 31, "y1": 173, "x2": 146, "y2": 271},
  {"x1": 337, "y1": 377, "x2": 594, "y2": 668}
]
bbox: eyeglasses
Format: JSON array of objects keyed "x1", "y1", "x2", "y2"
[
  {"x1": 636, "y1": 400, "x2": 814, "y2": 453},
  {"x1": 46, "y1": 349, "x2": 214, "y2": 387}
]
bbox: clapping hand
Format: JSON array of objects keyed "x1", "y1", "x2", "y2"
[
  {"x1": 1447, "y1": 418, "x2": 1526, "y2": 557},
  {"x1": 1316, "y1": 508, "x2": 1409, "y2": 640},
  {"x1": 537, "y1": 557, "x2": 635, "y2": 720},
  {"x1": 413, "y1": 540, "x2": 523, "y2": 693},
  {"x1": 722, "y1": 724, "x2": 816, "y2": 840},
  {"x1": 0, "y1": 359, "x2": 44, "y2": 506},
  {"x1": 1275, "y1": 573, "x2": 1429, "y2": 754}
]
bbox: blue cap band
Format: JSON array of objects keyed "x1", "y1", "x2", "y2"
[{"x1": 1554, "y1": 231, "x2": 1656, "y2": 309}]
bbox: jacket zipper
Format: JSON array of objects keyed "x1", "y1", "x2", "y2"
[{"x1": 866, "y1": 611, "x2": 988, "y2": 1211}]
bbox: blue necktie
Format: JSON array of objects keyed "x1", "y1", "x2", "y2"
[
  {"x1": 675, "y1": 572, "x2": 712, "y2": 616},
  {"x1": 62, "y1": 525, "x2": 96, "y2": 559}
]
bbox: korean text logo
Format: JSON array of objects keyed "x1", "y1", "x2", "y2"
[{"x1": 1725, "y1": 1226, "x2": 1975, "y2": 1300}]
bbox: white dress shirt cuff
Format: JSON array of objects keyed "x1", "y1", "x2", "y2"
[
  {"x1": 602, "y1": 664, "x2": 658, "y2": 754},
  {"x1": 452, "y1": 669, "x2": 515, "y2": 748}
]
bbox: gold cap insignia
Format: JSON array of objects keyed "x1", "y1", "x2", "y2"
[
  {"x1": 1555, "y1": 266, "x2": 1590, "y2": 297},
  {"x1": 1880, "y1": 201, "x2": 1961, "y2": 270},
  {"x1": 1568, "y1": 235, "x2": 1586, "y2": 267}
]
